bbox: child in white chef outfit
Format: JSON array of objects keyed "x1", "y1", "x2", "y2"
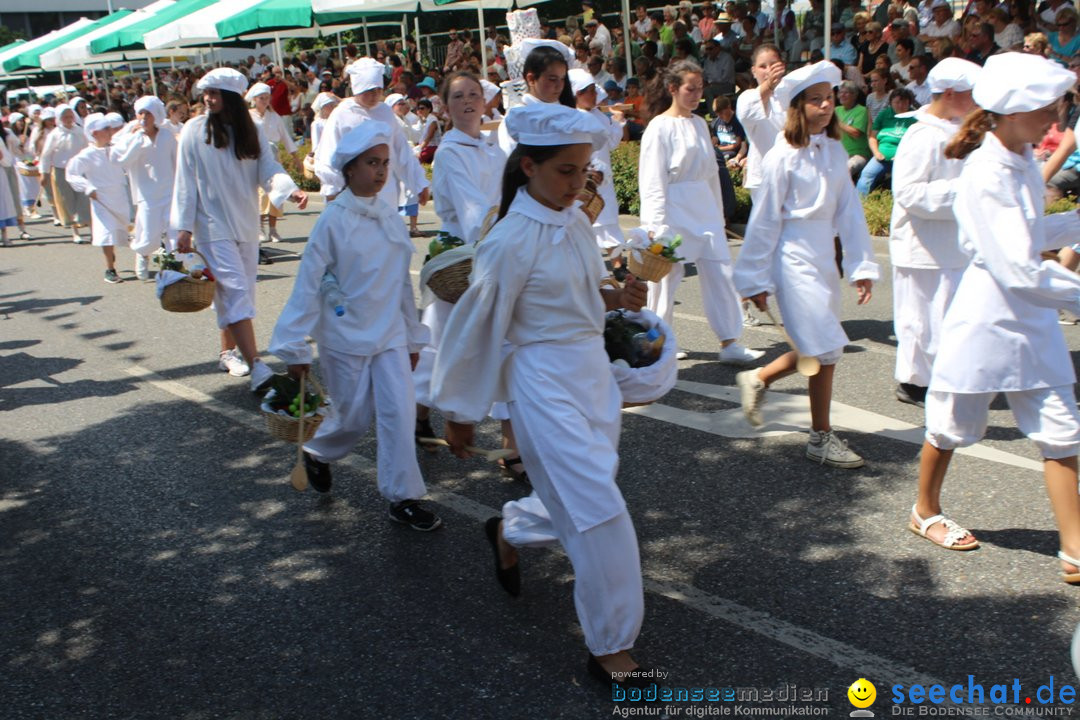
[
  {"x1": 114, "y1": 96, "x2": 178, "y2": 280},
  {"x1": 269, "y1": 121, "x2": 441, "y2": 532},
  {"x1": 65, "y1": 113, "x2": 131, "y2": 284},
  {"x1": 433, "y1": 103, "x2": 656, "y2": 690},
  {"x1": 733, "y1": 61, "x2": 879, "y2": 468},
  {"x1": 910, "y1": 53, "x2": 1080, "y2": 585},
  {"x1": 888, "y1": 58, "x2": 981, "y2": 409},
  {"x1": 639, "y1": 59, "x2": 763, "y2": 364},
  {"x1": 246, "y1": 82, "x2": 298, "y2": 245}
]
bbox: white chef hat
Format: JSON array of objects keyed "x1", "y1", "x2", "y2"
[
  {"x1": 774, "y1": 59, "x2": 842, "y2": 110},
  {"x1": 504, "y1": 102, "x2": 608, "y2": 149},
  {"x1": 480, "y1": 79, "x2": 501, "y2": 103},
  {"x1": 346, "y1": 58, "x2": 385, "y2": 95},
  {"x1": 40, "y1": 107, "x2": 56, "y2": 121},
  {"x1": 28, "y1": 104, "x2": 42, "y2": 116},
  {"x1": 7, "y1": 112, "x2": 24, "y2": 125},
  {"x1": 312, "y1": 92, "x2": 339, "y2": 113},
  {"x1": 105, "y1": 112, "x2": 124, "y2": 129},
  {"x1": 55, "y1": 103, "x2": 74, "y2": 120},
  {"x1": 520, "y1": 38, "x2": 574, "y2": 67},
  {"x1": 196, "y1": 67, "x2": 249, "y2": 97},
  {"x1": 330, "y1": 120, "x2": 392, "y2": 172},
  {"x1": 383, "y1": 92, "x2": 407, "y2": 108},
  {"x1": 70, "y1": 97, "x2": 86, "y2": 112},
  {"x1": 926, "y1": 57, "x2": 981, "y2": 94},
  {"x1": 931, "y1": 0, "x2": 949, "y2": 8},
  {"x1": 245, "y1": 82, "x2": 271, "y2": 102},
  {"x1": 83, "y1": 112, "x2": 109, "y2": 138},
  {"x1": 973, "y1": 53, "x2": 1076, "y2": 114},
  {"x1": 134, "y1": 96, "x2": 166, "y2": 125},
  {"x1": 568, "y1": 68, "x2": 597, "y2": 95}
]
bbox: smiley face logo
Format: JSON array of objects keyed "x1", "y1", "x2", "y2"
[{"x1": 848, "y1": 678, "x2": 876, "y2": 708}]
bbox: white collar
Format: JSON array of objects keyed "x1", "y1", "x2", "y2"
[
  {"x1": 508, "y1": 187, "x2": 588, "y2": 245},
  {"x1": 332, "y1": 189, "x2": 415, "y2": 251},
  {"x1": 442, "y1": 127, "x2": 486, "y2": 148},
  {"x1": 981, "y1": 130, "x2": 1033, "y2": 172}
]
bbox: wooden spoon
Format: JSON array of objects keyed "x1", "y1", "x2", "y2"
[
  {"x1": 763, "y1": 308, "x2": 821, "y2": 377},
  {"x1": 415, "y1": 437, "x2": 516, "y2": 462},
  {"x1": 289, "y1": 373, "x2": 309, "y2": 491}
]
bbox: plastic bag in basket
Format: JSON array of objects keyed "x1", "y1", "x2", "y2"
[{"x1": 609, "y1": 308, "x2": 678, "y2": 404}]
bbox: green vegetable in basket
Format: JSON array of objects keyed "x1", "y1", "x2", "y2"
[
  {"x1": 423, "y1": 232, "x2": 466, "y2": 263},
  {"x1": 604, "y1": 310, "x2": 648, "y2": 366}
]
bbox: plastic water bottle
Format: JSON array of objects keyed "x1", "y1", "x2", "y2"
[
  {"x1": 320, "y1": 271, "x2": 346, "y2": 317},
  {"x1": 631, "y1": 327, "x2": 664, "y2": 367}
]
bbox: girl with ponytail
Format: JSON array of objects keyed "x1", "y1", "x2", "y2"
[
  {"x1": 496, "y1": 41, "x2": 576, "y2": 156},
  {"x1": 909, "y1": 53, "x2": 1080, "y2": 585}
]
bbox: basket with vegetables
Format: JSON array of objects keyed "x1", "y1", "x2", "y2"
[
  {"x1": 16, "y1": 159, "x2": 39, "y2": 177},
  {"x1": 261, "y1": 374, "x2": 330, "y2": 443},
  {"x1": 422, "y1": 231, "x2": 473, "y2": 304},
  {"x1": 623, "y1": 227, "x2": 683, "y2": 283},
  {"x1": 604, "y1": 308, "x2": 679, "y2": 406},
  {"x1": 155, "y1": 251, "x2": 216, "y2": 313}
]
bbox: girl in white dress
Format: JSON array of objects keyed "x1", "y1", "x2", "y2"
[
  {"x1": 65, "y1": 114, "x2": 132, "y2": 284},
  {"x1": 639, "y1": 60, "x2": 763, "y2": 364},
  {"x1": 734, "y1": 44, "x2": 786, "y2": 202},
  {"x1": 910, "y1": 54, "x2": 1080, "y2": 585},
  {"x1": 40, "y1": 105, "x2": 90, "y2": 243},
  {"x1": 269, "y1": 121, "x2": 440, "y2": 531},
  {"x1": 172, "y1": 68, "x2": 307, "y2": 391},
  {"x1": 1, "y1": 114, "x2": 28, "y2": 241},
  {"x1": 432, "y1": 102, "x2": 656, "y2": 688},
  {"x1": 29, "y1": 109, "x2": 55, "y2": 223},
  {"x1": 733, "y1": 61, "x2": 879, "y2": 469},
  {"x1": 247, "y1": 82, "x2": 299, "y2": 244}
]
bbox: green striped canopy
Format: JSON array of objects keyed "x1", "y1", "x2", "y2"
[
  {"x1": 215, "y1": 0, "x2": 379, "y2": 38},
  {"x1": 4, "y1": 11, "x2": 132, "y2": 72},
  {"x1": 89, "y1": 0, "x2": 218, "y2": 55}
]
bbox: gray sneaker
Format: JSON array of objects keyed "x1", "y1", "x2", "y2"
[
  {"x1": 806, "y1": 430, "x2": 864, "y2": 469},
  {"x1": 103, "y1": 269, "x2": 122, "y2": 284},
  {"x1": 736, "y1": 369, "x2": 767, "y2": 427}
]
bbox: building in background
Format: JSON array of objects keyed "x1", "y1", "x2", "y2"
[{"x1": 0, "y1": 1, "x2": 154, "y2": 40}]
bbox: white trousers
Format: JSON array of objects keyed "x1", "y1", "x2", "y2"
[
  {"x1": 925, "y1": 386, "x2": 1080, "y2": 459},
  {"x1": 893, "y1": 266, "x2": 963, "y2": 387},
  {"x1": 196, "y1": 238, "x2": 259, "y2": 329},
  {"x1": 132, "y1": 200, "x2": 176, "y2": 255},
  {"x1": 502, "y1": 494, "x2": 643, "y2": 657},
  {"x1": 646, "y1": 258, "x2": 743, "y2": 344},
  {"x1": 305, "y1": 346, "x2": 427, "y2": 503}
]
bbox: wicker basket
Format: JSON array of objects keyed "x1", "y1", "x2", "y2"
[
  {"x1": 263, "y1": 375, "x2": 328, "y2": 443},
  {"x1": 428, "y1": 259, "x2": 473, "y2": 304},
  {"x1": 160, "y1": 250, "x2": 215, "y2": 313},
  {"x1": 17, "y1": 166, "x2": 39, "y2": 177},
  {"x1": 627, "y1": 250, "x2": 675, "y2": 283},
  {"x1": 302, "y1": 154, "x2": 315, "y2": 180}
]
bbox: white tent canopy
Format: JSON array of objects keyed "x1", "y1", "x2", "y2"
[
  {"x1": 40, "y1": 0, "x2": 177, "y2": 70},
  {"x1": 144, "y1": 0, "x2": 267, "y2": 50},
  {"x1": 0, "y1": 20, "x2": 96, "y2": 71}
]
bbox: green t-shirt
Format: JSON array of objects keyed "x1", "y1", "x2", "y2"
[
  {"x1": 835, "y1": 104, "x2": 871, "y2": 159},
  {"x1": 872, "y1": 106, "x2": 917, "y2": 161}
]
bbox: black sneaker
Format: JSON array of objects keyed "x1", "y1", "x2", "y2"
[
  {"x1": 895, "y1": 383, "x2": 927, "y2": 408},
  {"x1": 302, "y1": 451, "x2": 333, "y2": 493},
  {"x1": 104, "y1": 269, "x2": 122, "y2": 284},
  {"x1": 388, "y1": 500, "x2": 442, "y2": 531},
  {"x1": 415, "y1": 417, "x2": 439, "y2": 452},
  {"x1": 258, "y1": 247, "x2": 274, "y2": 265}
]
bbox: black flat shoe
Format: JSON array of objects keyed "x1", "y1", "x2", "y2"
[
  {"x1": 415, "y1": 417, "x2": 440, "y2": 453},
  {"x1": 484, "y1": 516, "x2": 520, "y2": 597},
  {"x1": 896, "y1": 382, "x2": 926, "y2": 408},
  {"x1": 499, "y1": 456, "x2": 530, "y2": 486},
  {"x1": 303, "y1": 451, "x2": 332, "y2": 493},
  {"x1": 586, "y1": 654, "x2": 658, "y2": 690}
]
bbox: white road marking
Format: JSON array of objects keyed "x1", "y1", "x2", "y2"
[{"x1": 123, "y1": 362, "x2": 949, "y2": 688}]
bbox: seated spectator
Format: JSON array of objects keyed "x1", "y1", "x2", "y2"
[
  {"x1": 859, "y1": 21, "x2": 891, "y2": 74},
  {"x1": 964, "y1": 22, "x2": 1000, "y2": 65},
  {"x1": 919, "y1": 0, "x2": 961, "y2": 42},
  {"x1": 836, "y1": 80, "x2": 872, "y2": 180},
  {"x1": 856, "y1": 87, "x2": 917, "y2": 196},
  {"x1": 891, "y1": 38, "x2": 916, "y2": 81},
  {"x1": 1049, "y1": 7, "x2": 1080, "y2": 66},
  {"x1": 1024, "y1": 32, "x2": 1050, "y2": 56},
  {"x1": 623, "y1": 77, "x2": 646, "y2": 139},
  {"x1": 866, "y1": 67, "x2": 893, "y2": 125},
  {"x1": 709, "y1": 95, "x2": 744, "y2": 222},
  {"x1": 905, "y1": 53, "x2": 933, "y2": 105},
  {"x1": 602, "y1": 80, "x2": 624, "y2": 105},
  {"x1": 830, "y1": 24, "x2": 859, "y2": 65},
  {"x1": 989, "y1": 7, "x2": 1024, "y2": 51}
]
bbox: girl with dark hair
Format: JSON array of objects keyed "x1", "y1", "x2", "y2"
[
  {"x1": 910, "y1": 54, "x2": 1080, "y2": 582},
  {"x1": 431, "y1": 102, "x2": 654, "y2": 688},
  {"x1": 172, "y1": 68, "x2": 308, "y2": 390},
  {"x1": 734, "y1": 62, "x2": 878, "y2": 468},
  {"x1": 640, "y1": 60, "x2": 764, "y2": 364},
  {"x1": 496, "y1": 40, "x2": 576, "y2": 156},
  {"x1": 40, "y1": 105, "x2": 90, "y2": 243},
  {"x1": 1, "y1": 115, "x2": 29, "y2": 241}
]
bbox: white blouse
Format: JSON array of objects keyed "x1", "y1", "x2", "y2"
[
  {"x1": 431, "y1": 127, "x2": 505, "y2": 245},
  {"x1": 735, "y1": 87, "x2": 785, "y2": 190},
  {"x1": 250, "y1": 108, "x2": 298, "y2": 155},
  {"x1": 113, "y1": 126, "x2": 178, "y2": 207},
  {"x1": 39, "y1": 124, "x2": 87, "y2": 173}
]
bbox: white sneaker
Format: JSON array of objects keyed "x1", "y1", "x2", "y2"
[
  {"x1": 218, "y1": 349, "x2": 250, "y2": 377},
  {"x1": 268, "y1": 228, "x2": 282, "y2": 243},
  {"x1": 736, "y1": 370, "x2": 767, "y2": 427},
  {"x1": 249, "y1": 359, "x2": 275, "y2": 393},
  {"x1": 675, "y1": 349, "x2": 689, "y2": 360},
  {"x1": 718, "y1": 343, "x2": 765, "y2": 366},
  {"x1": 741, "y1": 301, "x2": 762, "y2": 327},
  {"x1": 72, "y1": 234, "x2": 89, "y2": 245},
  {"x1": 806, "y1": 430, "x2": 865, "y2": 469},
  {"x1": 135, "y1": 254, "x2": 150, "y2": 281}
]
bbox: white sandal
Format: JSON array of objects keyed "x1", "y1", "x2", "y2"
[
  {"x1": 908, "y1": 504, "x2": 979, "y2": 551},
  {"x1": 1058, "y1": 551, "x2": 1080, "y2": 585}
]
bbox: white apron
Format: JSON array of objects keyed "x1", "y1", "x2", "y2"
[{"x1": 774, "y1": 219, "x2": 849, "y2": 358}]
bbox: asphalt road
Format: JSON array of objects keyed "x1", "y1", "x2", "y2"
[{"x1": 3, "y1": 199, "x2": 1079, "y2": 720}]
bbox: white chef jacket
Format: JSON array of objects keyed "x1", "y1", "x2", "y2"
[
  {"x1": 171, "y1": 115, "x2": 298, "y2": 244},
  {"x1": 734, "y1": 134, "x2": 880, "y2": 358},
  {"x1": 735, "y1": 87, "x2": 785, "y2": 190},
  {"x1": 0, "y1": 138, "x2": 15, "y2": 221},
  {"x1": 638, "y1": 113, "x2": 728, "y2": 263},
  {"x1": 584, "y1": 106, "x2": 625, "y2": 238},
  {"x1": 161, "y1": 119, "x2": 184, "y2": 142},
  {"x1": 888, "y1": 110, "x2": 969, "y2": 270},
  {"x1": 931, "y1": 132, "x2": 1080, "y2": 394},
  {"x1": 250, "y1": 108, "x2": 298, "y2": 155},
  {"x1": 310, "y1": 117, "x2": 327, "y2": 156},
  {"x1": 431, "y1": 127, "x2": 505, "y2": 244},
  {"x1": 39, "y1": 125, "x2": 87, "y2": 173},
  {"x1": 65, "y1": 144, "x2": 131, "y2": 241},
  {"x1": 113, "y1": 127, "x2": 177, "y2": 207},
  {"x1": 269, "y1": 190, "x2": 429, "y2": 366},
  {"x1": 313, "y1": 98, "x2": 429, "y2": 206}
]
